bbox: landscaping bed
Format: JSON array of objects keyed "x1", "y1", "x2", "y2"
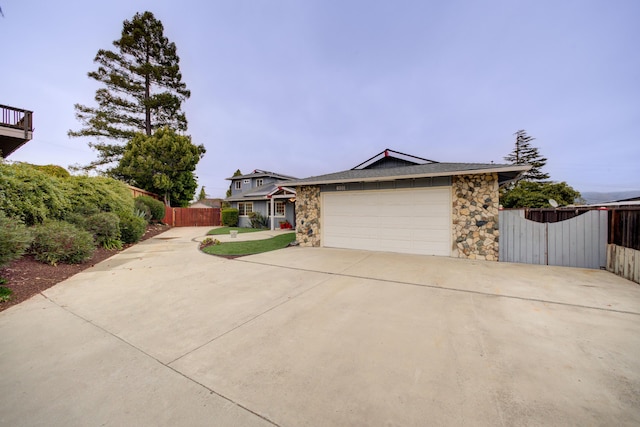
[{"x1": 0, "y1": 223, "x2": 170, "y2": 312}]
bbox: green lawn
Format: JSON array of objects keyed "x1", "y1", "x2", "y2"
[
  {"x1": 207, "y1": 227, "x2": 264, "y2": 235},
  {"x1": 202, "y1": 232, "x2": 296, "y2": 256}
]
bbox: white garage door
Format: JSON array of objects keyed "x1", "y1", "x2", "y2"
[{"x1": 322, "y1": 187, "x2": 452, "y2": 256}]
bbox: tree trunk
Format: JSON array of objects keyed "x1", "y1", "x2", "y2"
[{"x1": 145, "y1": 49, "x2": 151, "y2": 136}]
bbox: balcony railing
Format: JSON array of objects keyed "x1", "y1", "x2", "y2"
[{"x1": 1, "y1": 104, "x2": 33, "y2": 139}]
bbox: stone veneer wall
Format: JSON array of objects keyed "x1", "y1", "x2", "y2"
[
  {"x1": 452, "y1": 173, "x2": 500, "y2": 260},
  {"x1": 295, "y1": 186, "x2": 321, "y2": 247}
]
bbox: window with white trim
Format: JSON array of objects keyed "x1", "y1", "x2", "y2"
[
  {"x1": 238, "y1": 202, "x2": 253, "y2": 216},
  {"x1": 234, "y1": 181, "x2": 241, "y2": 190},
  {"x1": 275, "y1": 200, "x2": 285, "y2": 216},
  {"x1": 256, "y1": 178, "x2": 264, "y2": 187}
]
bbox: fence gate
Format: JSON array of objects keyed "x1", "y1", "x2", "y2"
[
  {"x1": 163, "y1": 207, "x2": 221, "y2": 227},
  {"x1": 499, "y1": 210, "x2": 608, "y2": 269}
]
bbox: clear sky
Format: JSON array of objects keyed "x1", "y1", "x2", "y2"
[{"x1": 2, "y1": 0, "x2": 639, "y2": 197}]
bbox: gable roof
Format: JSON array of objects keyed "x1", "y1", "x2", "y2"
[
  {"x1": 352, "y1": 148, "x2": 438, "y2": 169},
  {"x1": 284, "y1": 157, "x2": 530, "y2": 187},
  {"x1": 225, "y1": 169, "x2": 297, "y2": 181},
  {"x1": 226, "y1": 182, "x2": 296, "y2": 202},
  {"x1": 190, "y1": 198, "x2": 223, "y2": 208}
]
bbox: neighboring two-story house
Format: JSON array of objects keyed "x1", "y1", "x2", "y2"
[{"x1": 226, "y1": 170, "x2": 297, "y2": 229}]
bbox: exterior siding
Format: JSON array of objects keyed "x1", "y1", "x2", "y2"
[
  {"x1": 233, "y1": 199, "x2": 295, "y2": 229},
  {"x1": 230, "y1": 177, "x2": 277, "y2": 196},
  {"x1": 319, "y1": 176, "x2": 450, "y2": 193},
  {"x1": 227, "y1": 172, "x2": 296, "y2": 229}
]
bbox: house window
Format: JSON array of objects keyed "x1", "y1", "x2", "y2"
[
  {"x1": 238, "y1": 202, "x2": 253, "y2": 216},
  {"x1": 243, "y1": 179, "x2": 250, "y2": 184},
  {"x1": 275, "y1": 200, "x2": 285, "y2": 216},
  {"x1": 234, "y1": 181, "x2": 241, "y2": 190},
  {"x1": 256, "y1": 178, "x2": 263, "y2": 187}
]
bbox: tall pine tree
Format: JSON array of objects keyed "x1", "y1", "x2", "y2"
[
  {"x1": 198, "y1": 186, "x2": 207, "y2": 201},
  {"x1": 504, "y1": 130, "x2": 550, "y2": 182},
  {"x1": 69, "y1": 11, "x2": 190, "y2": 171},
  {"x1": 500, "y1": 130, "x2": 581, "y2": 207}
]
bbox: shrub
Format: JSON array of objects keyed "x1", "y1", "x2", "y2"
[
  {"x1": 85, "y1": 212, "x2": 122, "y2": 250},
  {"x1": 31, "y1": 221, "x2": 95, "y2": 265},
  {"x1": 62, "y1": 176, "x2": 134, "y2": 216},
  {"x1": 0, "y1": 286, "x2": 12, "y2": 302},
  {"x1": 134, "y1": 198, "x2": 152, "y2": 222},
  {"x1": 199, "y1": 237, "x2": 220, "y2": 250},
  {"x1": 221, "y1": 208, "x2": 239, "y2": 227},
  {"x1": 0, "y1": 162, "x2": 70, "y2": 225},
  {"x1": 0, "y1": 213, "x2": 33, "y2": 268},
  {"x1": 65, "y1": 211, "x2": 89, "y2": 230},
  {"x1": 31, "y1": 164, "x2": 71, "y2": 178},
  {"x1": 136, "y1": 195, "x2": 165, "y2": 221},
  {"x1": 119, "y1": 212, "x2": 147, "y2": 244},
  {"x1": 249, "y1": 212, "x2": 268, "y2": 229}
]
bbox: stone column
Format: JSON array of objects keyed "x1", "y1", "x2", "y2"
[
  {"x1": 451, "y1": 173, "x2": 500, "y2": 260},
  {"x1": 295, "y1": 186, "x2": 321, "y2": 247}
]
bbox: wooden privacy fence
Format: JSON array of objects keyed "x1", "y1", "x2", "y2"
[
  {"x1": 606, "y1": 208, "x2": 640, "y2": 283},
  {"x1": 521, "y1": 207, "x2": 598, "y2": 223},
  {"x1": 163, "y1": 207, "x2": 221, "y2": 227},
  {"x1": 608, "y1": 208, "x2": 640, "y2": 251},
  {"x1": 499, "y1": 209, "x2": 608, "y2": 269}
]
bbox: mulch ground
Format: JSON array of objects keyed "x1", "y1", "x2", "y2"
[{"x1": 0, "y1": 223, "x2": 171, "y2": 313}]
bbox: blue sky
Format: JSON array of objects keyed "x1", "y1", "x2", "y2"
[{"x1": 2, "y1": 0, "x2": 638, "y2": 197}]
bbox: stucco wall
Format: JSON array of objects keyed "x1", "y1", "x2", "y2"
[
  {"x1": 295, "y1": 186, "x2": 321, "y2": 247},
  {"x1": 451, "y1": 173, "x2": 500, "y2": 260}
]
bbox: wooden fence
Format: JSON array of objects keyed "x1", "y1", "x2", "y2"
[
  {"x1": 163, "y1": 207, "x2": 221, "y2": 227},
  {"x1": 608, "y1": 208, "x2": 640, "y2": 251},
  {"x1": 522, "y1": 207, "x2": 595, "y2": 223},
  {"x1": 606, "y1": 208, "x2": 640, "y2": 283},
  {"x1": 129, "y1": 185, "x2": 162, "y2": 200},
  {"x1": 607, "y1": 245, "x2": 640, "y2": 284}
]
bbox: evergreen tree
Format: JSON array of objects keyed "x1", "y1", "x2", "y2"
[
  {"x1": 198, "y1": 186, "x2": 206, "y2": 201},
  {"x1": 504, "y1": 130, "x2": 550, "y2": 182},
  {"x1": 113, "y1": 127, "x2": 205, "y2": 207},
  {"x1": 226, "y1": 169, "x2": 242, "y2": 198},
  {"x1": 69, "y1": 11, "x2": 190, "y2": 171},
  {"x1": 501, "y1": 181, "x2": 581, "y2": 208}
]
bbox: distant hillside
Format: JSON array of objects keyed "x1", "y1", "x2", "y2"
[{"x1": 581, "y1": 190, "x2": 640, "y2": 205}]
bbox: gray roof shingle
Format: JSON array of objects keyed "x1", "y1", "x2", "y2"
[
  {"x1": 225, "y1": 169, "x2": 297, "y2": 181},
  {"x1": 283, "y1": 162, "x2": 530, "y2": 186}
]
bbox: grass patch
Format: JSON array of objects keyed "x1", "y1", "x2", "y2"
[
  {"x1": 0, "y1": 285, "x2": 12, "y2": 302},
  {"x1": 202, "y1": 232, "x2": 296, "y2": 256},
  {"x1": 207, "y1": 227, "x2": 264, "y2": 235}
]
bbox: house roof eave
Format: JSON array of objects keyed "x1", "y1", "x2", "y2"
[{"x1": 286, "y1": 164, "x2": 531, "y2": 187}]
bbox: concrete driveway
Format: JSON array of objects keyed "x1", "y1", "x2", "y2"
[{"x1": 1, "y1": 227, "x2": 639, "y2": 426}]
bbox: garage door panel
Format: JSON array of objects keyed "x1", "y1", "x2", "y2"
[
  {"x1": 323, "y1": 188, "x2": 451, "y2": 256},
  {"x1": 325, "y1": 217, "x2": 380, "y2": 228}
]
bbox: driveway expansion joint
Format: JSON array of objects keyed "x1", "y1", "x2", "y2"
[
  {"x1": 39, "y1": 293, "x2": 282, "y2": 427},
  {"x1": 239, "y1": 259, "x2": 640, "y2": 317}
]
